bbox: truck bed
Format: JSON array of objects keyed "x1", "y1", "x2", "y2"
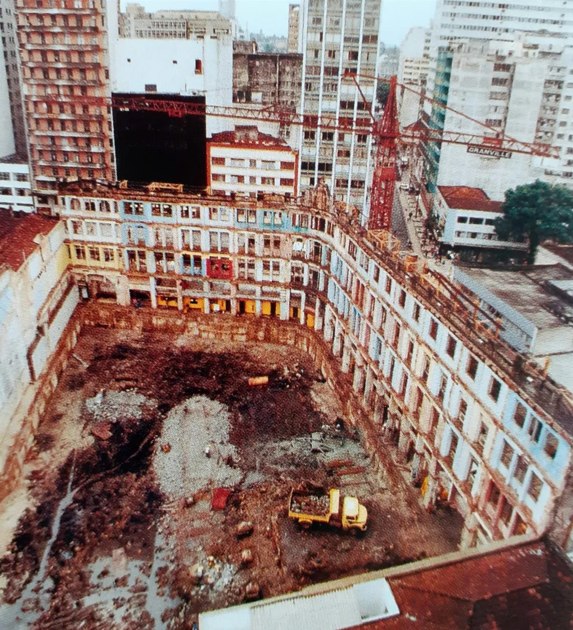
[{"x1": 289, "y1": 491, "x2": 331, "y2": 517}]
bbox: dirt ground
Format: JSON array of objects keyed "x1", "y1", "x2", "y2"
[{"x1": 0, "y1": 327, "x2": 463, "y2": 629}]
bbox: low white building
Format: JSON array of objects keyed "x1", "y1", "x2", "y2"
[
  {"x1": 0, "y1": 159, "x2": 33, "y2": 213},
  {"x1": 436, "y1": 186, "x2": 527, "y2": 254},
  {"x1": 453, "y1": 264, "x2": 573, "y2": 393},
  {"x1": 208, "y1": 127, "x2": 298, "y2": 198}
]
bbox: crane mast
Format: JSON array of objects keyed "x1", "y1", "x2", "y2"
[{"x1": 369, "y1": 75, "x2": 399, "y2": 231}]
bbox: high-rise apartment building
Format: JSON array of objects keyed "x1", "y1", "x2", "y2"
[
  {"x1": 425, "y1": 1, "x2": 573, "y2": 116},
  {"x1": 14, "y1": 0, "x2": 116, "y2": 214},
  {"x1": 425, "y1": 34, "x2": 573, "y2": 200},
  {"x1": 298, "y1": 0, "x2": 383, "y2": 213},
  {"x1": 0, "y1": 0, "x2": 27, "y2": 158},
  {"x1": 218, "y1": 0, "x2": 235, "y2": 22},
  {"x1": 288, "y1": 3, "x2": 300, "y2": 53}
]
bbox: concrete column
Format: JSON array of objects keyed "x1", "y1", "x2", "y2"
[
  {"x1": 422, "y1": 458, "x2": 440, "y2": 510},
  {"x1": 150, "y1": 278, "x2": 157, "y2": 309},
  {"x1": 314, "y1": 296, "x2": 322, "y2": 331},
  {"x1": 353, "y1": 364, "x2": 365, "y2": 393},
  {"x1": 373, "y1": 393, "x2": 385, "y2": 423},
  {"x1": 363, "y1": 368, "x2": 374, "y2": 406},
  {"x1": 324, "y1": 309, "x2": 334, "y2": 342},
  {"x1": 341, "y1": 342, "x2": 351, "y2": 373},
  {"x1": 255, "y1": 299, "x2": 262, "y2": 317},
  {"x1": 176, "y1": 281, "x2": 183, "y2": 311},
  {"x1": 280, "y1": 289, "x2": 289, "y2": 321},
  {"x1": 398, "y1": 428, "x2": 410, "y2": 456},
  {"x1": 460, "y1": 513, "x2": 478, "y2": 549},
  {"x1": 230, "y1": 284, "x2": 238, "y2": 315},
  {"x1": 116, "y1": 276, "x2": 130, "y2": 307},
  {"x1": 203, "y1": 281, "x2": 210, "y2": 314},
  {"x1": 332, "y1": 327, "x2": 343, "y2": 356}
]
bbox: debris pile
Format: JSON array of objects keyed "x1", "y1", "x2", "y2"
[
  {"x1": 0, "y1": 328, "x2": 464, "y2": 629},
  {"x1": 290, "y1": 493, "x2": 330, "y2": 516}
]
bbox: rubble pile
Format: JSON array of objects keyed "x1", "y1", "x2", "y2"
[
  {"x1": 290, "y1": 493, "x2": 330, "y2": 516},
  {"x1": 0, "y1": 328, "x2": 464, "y2": 629}
]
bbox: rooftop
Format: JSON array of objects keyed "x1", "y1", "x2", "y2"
[
  {"x1": 0, "y1": 210, "x2": 58, "y2": 272},
  {"x1": 200, "y1": 537, "x2": 573, "y2": 630},
  {"x1": 357, "y1": 538, "x2": 573, "y2": 630},
  {"x1": 439, "y1": 186, "x2": 503, "y2": 213},
  {"x1": 458, "y1": 264, "x2": 573, "y2": 332},
  {"x1": 209, "y1": 127, "x2": 290, "y2": 148}
]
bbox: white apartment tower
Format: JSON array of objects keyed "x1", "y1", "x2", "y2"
[
  {"x1": 426, "y1": 34, "x2": 573, "y2": 200},
  {"x1": 298, "y1": 0, "x2": 383, "y2": 214},
  {"x1": 218, "y1": 0, "x2": 236, "y2": 21},
  {"x1": 0, "y1": 0, "x2": 27, "y2": 159},
  {"x1": 426, "y1": 0, "x2": 573, "y2": 115}
]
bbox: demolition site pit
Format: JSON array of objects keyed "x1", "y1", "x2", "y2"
[{"x1": 0, "y1": 327, "x2": 463, "y2": 629}]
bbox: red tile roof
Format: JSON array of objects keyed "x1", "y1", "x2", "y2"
[
  {"x1": 0, "y1": 210, "x2": 58, "y2": 272},
  {"x1": 439, "y1": 186, "x2": 503, "y2": 213},
  {"x1": 349, "y1": 539, "x2": 573, "y2": 630}
]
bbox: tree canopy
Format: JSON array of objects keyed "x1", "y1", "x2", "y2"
[{"x1": 495, "y1": 180, "x2": 573, "y2": 264}]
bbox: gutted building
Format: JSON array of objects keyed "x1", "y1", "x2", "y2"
[
  {"x1": 233, "y1": 42, "x2": 303, "y2": 112},
  {"x1": 0, "y1": 209, "x2": 76, "y2": 501},
  {"x1": 56, "y1": 179, "x2": 573, "y2": 551}
]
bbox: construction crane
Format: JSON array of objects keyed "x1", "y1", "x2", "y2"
[
  {"x1": 343, "y1": 71, "x2": 557, "y2": 231},
  {"x1": 43, "y1": 83, "x2": 556, "y2": 231}
]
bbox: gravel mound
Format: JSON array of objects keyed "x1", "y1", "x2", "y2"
[
  {"x1": 85, "y1": 390, "x2": 157, "y2": 422},
  {"x1": 154, "y1": 396, "x2": 242, "y2": 499}
]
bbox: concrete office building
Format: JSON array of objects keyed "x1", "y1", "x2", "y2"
[
  {"x1": 425, "y1": 0, "x2": 573, "y2": 117},
  {"x1": 398, "y1": 26, "x2": 430, "y2": 128},
  {"x1": 0, "y1": 33, "x2": 14, "y2": 159},
  {"x1": 233, "y1": 42, "x2": 303, "y2": 112},
  {"x1": 425, "y1": 35, "x2": 573, "y2": 199},
  {"x1": 208, "y1": 127, "x2": 299, "y2": 198},
  {"x1": 288, "y1": 3, "x2": 300, "y2": 53},
  {"x1": 298, "y1": 0, "x2": 383, "y2": 214},
  {"x1": 119, "y1": 4, "x2": 232, "y2": 39}
]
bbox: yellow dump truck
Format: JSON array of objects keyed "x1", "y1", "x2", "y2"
[{"x1": 288, "y1": 487, "x2": 368, "y2": 531}]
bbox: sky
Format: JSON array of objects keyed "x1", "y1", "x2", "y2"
[{"x1": 120, "y1": 0, "x2": 437, "y2": 46}]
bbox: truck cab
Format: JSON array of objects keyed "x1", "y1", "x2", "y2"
[{"x1": 341, "y1": 496, "x2": 368, "y2": 531}]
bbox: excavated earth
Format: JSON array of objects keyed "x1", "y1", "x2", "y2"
[{"x1": 0, "y1": 327, "x2": 463, "y2": 629}]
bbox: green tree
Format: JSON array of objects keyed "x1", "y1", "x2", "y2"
[
  {"x1": 376, "y1": 81, "x2": 390, "y2": 108},
  {"x1": 495, "y1": 180, "x2": 573, "y2": 264}
]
